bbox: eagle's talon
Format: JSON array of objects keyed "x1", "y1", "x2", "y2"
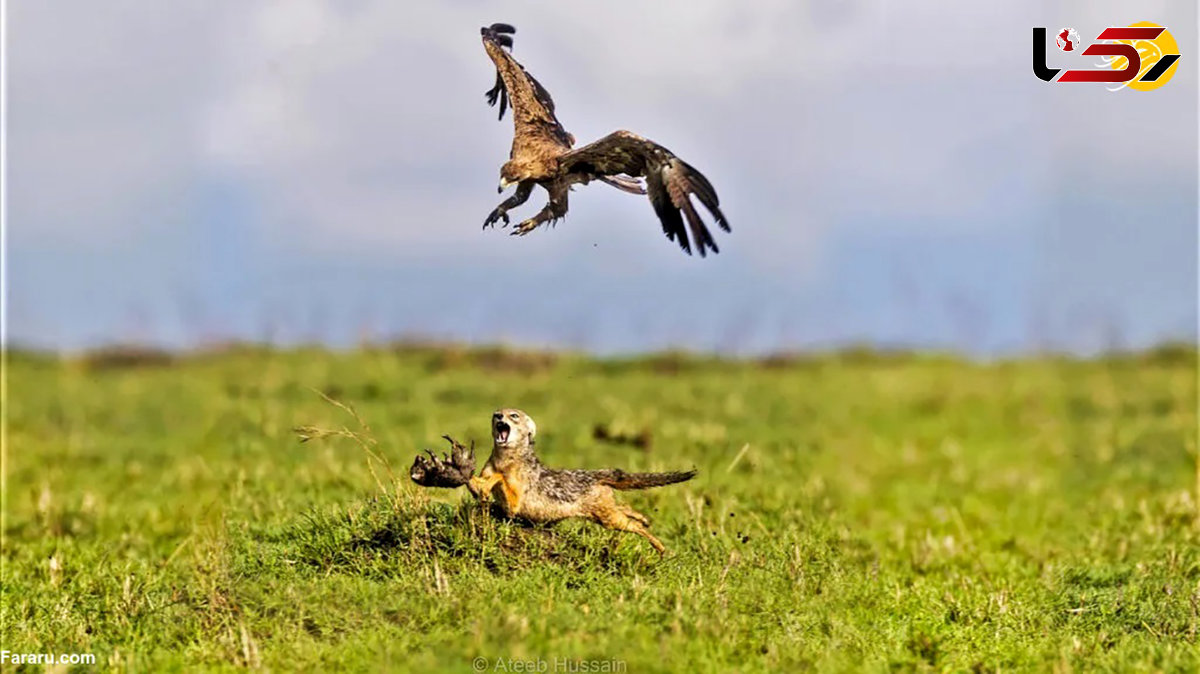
[
  {"x1": 483, "y1": 210, "x2": 510, "y2": 230},
  {"x1": 512, "y1": 220, "x2": 539, "y2": 236}
]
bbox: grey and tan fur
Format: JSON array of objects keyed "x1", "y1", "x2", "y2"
[{"x1": 466, "y1": 408, "x2": 697, "y2": 554}]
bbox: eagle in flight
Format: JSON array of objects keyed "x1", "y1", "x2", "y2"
[{"x1": 479, "y1": 23, "x2": 730, "y2": 257}]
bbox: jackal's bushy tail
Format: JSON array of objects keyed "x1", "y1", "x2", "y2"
[{"x1": 596, "y1": 468, "x2": 698, "y2": 490}]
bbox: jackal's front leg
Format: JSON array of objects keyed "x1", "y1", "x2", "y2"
[
  {"x1": 497, "y1": 480, "x2": 523, "y2": 515},
  {"x1": 467, "y1": 471, "x2": 522, "y2": 516},
  {"x1": 467, "y1": 470, "x2": 503, "y2": 501}
]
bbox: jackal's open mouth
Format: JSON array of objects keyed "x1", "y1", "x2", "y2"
[{"x1": 494, "y1": 420, "x2": 511, "y2": 443}]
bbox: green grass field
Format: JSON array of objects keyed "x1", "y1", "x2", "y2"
[{"x1": 3, "y1": 344, "x2": 1198, "y2": 672}]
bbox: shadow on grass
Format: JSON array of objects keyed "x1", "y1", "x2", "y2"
[{"x1": 260, "y1": 493, "x2": 659, "y2": 579}]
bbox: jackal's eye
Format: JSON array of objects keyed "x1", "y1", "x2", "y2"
[{"x1": 509, "y1": 413, "x2": 520, "y2": 420}]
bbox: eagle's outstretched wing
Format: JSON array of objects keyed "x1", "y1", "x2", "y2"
[
  {"x1": 480, "y1": 24, "x2": 573, "y2": 150},
  {"x1": 482, "y1": 24, "x2": 515, "y2": 120},
  {"x1": 559, "y1": 131, "x2": 730, "y2": 257}
]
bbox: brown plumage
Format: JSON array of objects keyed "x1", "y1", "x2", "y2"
[{"x1": 479, "y1": 23, "x2": 731, "y2": 257}]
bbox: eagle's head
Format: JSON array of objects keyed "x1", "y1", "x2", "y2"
[
  {"x1": 492, "y1": 408, "x2": 536, "y2": 449},
  {"x1": 498, "y1": 161, "x2": 527, "y2": 192},
  {"x1": 498, "y1": 156, "x2": 553, "y2": 192}
]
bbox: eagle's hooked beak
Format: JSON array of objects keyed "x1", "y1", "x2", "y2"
[{"x1": 498, "y1": 177, "x2": 515, "y2": 193}]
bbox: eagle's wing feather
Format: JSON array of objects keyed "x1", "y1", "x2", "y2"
[
  {"x1": 598, "y1": 175, "x2": 647, "y2": 195},
  {"x1": 559, "y1": 131, "x2": 729, "y2": 257},
  {"x1": 481, "y1": 25, "x2": 573, "y2": 150},
  {"x1": 482, "y1": 24, "x2": 515, "y2": 119}
]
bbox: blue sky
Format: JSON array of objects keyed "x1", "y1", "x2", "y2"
[{"x1": 8, "y1": 0, "x2": 1197, "y2": 354}]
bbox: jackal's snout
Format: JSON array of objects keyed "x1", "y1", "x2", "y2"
[{"x1": 492, "y1": 408, "x2": 535, "y2": 447}]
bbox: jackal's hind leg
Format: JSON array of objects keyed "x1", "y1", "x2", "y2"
[
  {"x1": 621, "y1": 505, "x2": 652, "y2": 528},
  {"x1": 595, "y1": 506, "x2": 666, "y2": 555}
]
